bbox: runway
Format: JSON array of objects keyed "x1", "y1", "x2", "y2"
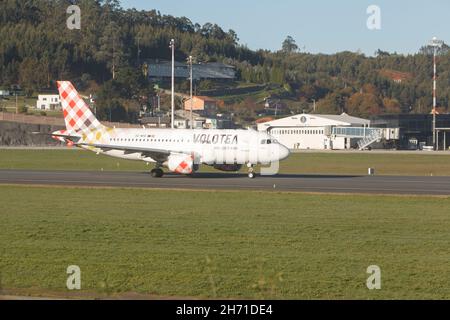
[{"x1": 1, "y1": 169, "x2": 450, "y2": 195}]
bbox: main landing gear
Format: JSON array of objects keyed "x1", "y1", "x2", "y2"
[
  {"x1": 247, "y1": 163, "x2": 255, "y2": 179},
  {"x1": 150, "y1": 167, "x2": 164, "y2": 178}
]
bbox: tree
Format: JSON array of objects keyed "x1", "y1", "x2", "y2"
[
  {"x1": 227, "y1": 29, "x2": 239, "y2": 45},
  {"x1": 19, "y1": 57, "x2": 46, "y2": 96},
  {"x1": 419, "y1": 43, "x2": 450, "y2": 56},
  {"x1": 282, "y1": 36, "x2": 298, "y2": 54},
  {"x1": 347, "y1": 92, "x2": 384, "y2": 117},
  {"x1": 383, "y1": 98, "x2": 401, "y2": 114},
  {"x1": 96, "y1": 21, "x2": 125, "y2": 79},
  {"x1": 375, "y1": 49, "x2": 390, "y2": 57},
  {"x1": 316, "y1": 93, "x2": 344, "y2": 114},
  {"x1": 114, "y1": 66, "x2": 148, "y2": 99},
  {"x1": 96, "y1": 82, "x2": 128, "y2": 122}
]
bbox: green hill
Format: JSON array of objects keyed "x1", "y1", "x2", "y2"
[{"x1": 1, "y1": 0, "x2": 449, "y2": 124}]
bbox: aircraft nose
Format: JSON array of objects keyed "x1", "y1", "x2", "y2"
[{"x1": 279, "y1": 145, "x2": 290, "y2": 160}]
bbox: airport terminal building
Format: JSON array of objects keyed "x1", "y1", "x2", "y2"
[
  {"x1": 257, "y1": 113, "x2": 399, "y2": 150},
  {"x1": 371, "y1": 114, "x2": 450, "y2": 150}
]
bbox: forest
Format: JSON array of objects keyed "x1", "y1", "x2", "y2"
[{"x1": 0, "y1": 0, "x2": 449, "y2": 122}]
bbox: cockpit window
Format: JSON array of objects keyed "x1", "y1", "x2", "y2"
[{"x1": 262, "y1": 139, "x2": 278, "y2": 144}]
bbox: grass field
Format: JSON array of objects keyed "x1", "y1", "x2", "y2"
[
  {"x1": 1, "y1": 149, "x2": 450, "y2": 176},
  {"x1": 0, "y1": 185, "x2": 449, "y2": 299}
]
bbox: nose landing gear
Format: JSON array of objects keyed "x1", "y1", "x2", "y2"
[{"x1": 247, "y1": 163, "x2": 255, "y2": 179}]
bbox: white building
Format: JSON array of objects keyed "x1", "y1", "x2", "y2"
[
  {"x1": 0, "y1": 89, "x2": 10, "y2": 96},
  {"x1": 36, "y1": 94, "x2": 61, "y2": 110},
  {"x1": 257, "y1": 113, "x2": 373, "y2": 150}
]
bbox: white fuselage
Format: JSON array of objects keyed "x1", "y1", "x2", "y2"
[{"x1": 83, "y1": 128, "x2": 290, "y2": 166}]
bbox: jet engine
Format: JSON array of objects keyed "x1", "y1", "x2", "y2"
[
  {"x1": 213, "y1": 164, "x2": 243, "y2": 172},
  {"x1": 167, "y1": 154, "x2": 195, "y2": 175}
]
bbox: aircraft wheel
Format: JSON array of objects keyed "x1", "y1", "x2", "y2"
[
  {"x1": 151, "y1": 168, "x2": 164, "y2": 178},
  {"x1": 248, "y1": 172, "x2": 255, "y2": 179}
]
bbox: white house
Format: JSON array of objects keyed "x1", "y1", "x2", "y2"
[
  {"x1": 257, "y1": 113, "x2": 372, "y2": 150},
  {"x1": 36, "y1": 95, "x2": 61, "y2": 110},
  {"x1": 0, "y1": 89, "x2": 10, "y2": 96}
]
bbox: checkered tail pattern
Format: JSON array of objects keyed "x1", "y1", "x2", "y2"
[{"x1": 57, "y1": 81, "x2": 104, "y2": 133}]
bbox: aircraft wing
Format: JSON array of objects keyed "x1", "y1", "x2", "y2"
[{"x1": 77, "y1": 142, "x2": 187, "y2": 163}]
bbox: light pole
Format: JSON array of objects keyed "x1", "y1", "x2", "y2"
[
  {"x1": 15, "y1": 90, "x2": 18, "y2": 114},
  {"x1": 187, "y1": 55, "x2": 194, "y2": 129},
  {"x1": 169, "y1": 39, "x2": 175, "y2": 129},
  {"x1": 430, "y1": 36, "x2": 443, "y2": 150},
  {"x1": 157, "y1": 93, "x2": 161, "y2": 112}
]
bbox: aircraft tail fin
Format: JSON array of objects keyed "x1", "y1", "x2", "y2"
[{"x1": 57, "y1": 81, "x2": 105, "y2": 133}]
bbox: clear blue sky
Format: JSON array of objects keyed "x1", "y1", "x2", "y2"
[{"x1": 121, "y1": 0, "x2": 449, "y2": 55}]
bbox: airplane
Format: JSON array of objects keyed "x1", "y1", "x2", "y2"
[{"x1": 51, "y1": 81, "x2": 290, "y2": 178}]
